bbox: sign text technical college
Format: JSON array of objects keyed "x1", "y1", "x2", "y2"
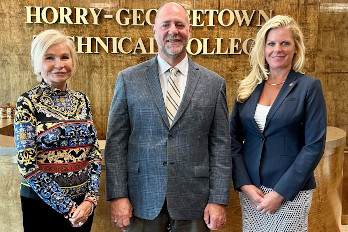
[{"x1": 25, "y1": 6, "x2": 274, "y2": 55}]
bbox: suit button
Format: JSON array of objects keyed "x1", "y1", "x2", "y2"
[
  {"x1": 261, "y1": 137, "x2": 265, "y2": 141},
  {"x1": 168, "y1": 134, "x2": 173, "y2": 138},
  {"x1": 163, "y1": 161, "x2": 168, "y2": 166}
]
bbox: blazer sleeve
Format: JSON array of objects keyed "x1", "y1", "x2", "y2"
[
  {"x1": 229, "y1": 99, "x2": 253, "y2": 190},
  {"x1": 273, "y1": 78, "x2": 327, "y2": 200},
  {"x1": 208, "y1": 80, "x2": 232, "y2": 206},
  {"x1": 104, "y1": 73, "x2": 131, "y2": 201}
]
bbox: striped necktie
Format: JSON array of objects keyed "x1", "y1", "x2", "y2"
[{"x1": 166, "y1": 68, "x2": 180, "y2": 126}]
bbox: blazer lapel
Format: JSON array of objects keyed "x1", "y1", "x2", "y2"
[
  {"x1": 145, "y1": 57, "x2": 170, "y2": 128},
  {"x1": 171, "y1": 58, "x2": 200, "y2": 127},
  {"x1": 264, "y1": 70, "x2": 298, "y2": 130},
  {"x1": 248, "y1": 82, "x2": 265, "y2": 132}
]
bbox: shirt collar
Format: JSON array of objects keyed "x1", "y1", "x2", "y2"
[{"x1": 157, "y1": 54, "x2": 188, "y2": 76}]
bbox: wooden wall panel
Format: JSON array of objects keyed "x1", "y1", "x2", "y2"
[
  {"x1": 317, "y1": 0, "x2": 348, "y2": 144},
  {"x1": 1, "y1": 1, "x2": 348, "y2": 231},
  {"x1": 0, "y1": 0, "x2": 347, "y2": 141}
]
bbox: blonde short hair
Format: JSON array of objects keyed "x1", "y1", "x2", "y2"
[
  {"x1": 237, "y1": 15, "x2": 305, "y2": 103},
  {"x1": 31, "y1": 29, "x2": 77, "y2": 82}
]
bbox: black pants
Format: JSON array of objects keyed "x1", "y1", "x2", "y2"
[{"x1": 21, "y1": 196, "x2": 94, "y2": 232}]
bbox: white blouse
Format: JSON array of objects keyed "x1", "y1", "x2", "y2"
[{"x1": 254, "y1": 104, "x2": 271, "y2": 132}]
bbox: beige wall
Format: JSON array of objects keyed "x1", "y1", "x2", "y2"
[{"x1": 0, "y1": 0, "x2": 347, "y2": 141}]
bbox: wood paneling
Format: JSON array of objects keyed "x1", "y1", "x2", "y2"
[
  {"x1": 0, "y1": 2, "x2": 347, "y2": 230},
  {"x1": 343, "y1": 147, "x2": 348, "y2": 225},
  {"x1": 1, "y1": 0, "x2": 347, "y2": 140},
  {"x1": 317, "y1": 0, "x2": 348, "y2": 144},
  {"x1": 0, "y1": 156, "x2": 22, "y2": 232},
  {"x1": 309, "y1": 146, "x2": 344, "y2": 231}
]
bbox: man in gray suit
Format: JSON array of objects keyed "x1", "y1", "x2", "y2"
[{"x1": 104, "y1": 2, "x2": 231, "y2": 231}]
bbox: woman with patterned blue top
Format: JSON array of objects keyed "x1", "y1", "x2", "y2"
[{"x1": 14, "y1": 29, "x2": 102, "y2": 232}]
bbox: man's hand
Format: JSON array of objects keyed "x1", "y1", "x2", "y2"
[
  {"x1": 111, "y1": 198, "x2": 133, "y2": 230},
  {"x1": 203, "y1": 203, "x2": 226, "y2": 230}
]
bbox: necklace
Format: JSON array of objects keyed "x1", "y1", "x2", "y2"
[{"x1": 265, "y1": 80, "x2": 285, "y2": 86}]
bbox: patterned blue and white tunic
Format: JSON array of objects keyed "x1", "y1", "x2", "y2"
[{"x1": 14, "y1": 81, "x2": 102, "y2": 218}]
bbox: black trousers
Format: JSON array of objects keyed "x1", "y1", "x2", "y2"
[{"x1": 21, "y1": 196, "x2": 94, "y2": 232}]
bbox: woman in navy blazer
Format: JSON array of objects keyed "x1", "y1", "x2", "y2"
[{"x1": 230, "y1": 15, "x2": 327, "y2": 231}]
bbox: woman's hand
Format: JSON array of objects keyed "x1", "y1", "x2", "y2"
[
  {"x1": 256, "y1": 190, "x2": 284, "y2": 214},
  {"x1": 240, "y1": 185, "x2": 265, "y2": 209},
  {"x1": 69, "y1": 201, "x2": 94, "y2": 227}
]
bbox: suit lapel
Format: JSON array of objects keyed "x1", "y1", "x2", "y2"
[
  {"x1": 171, "y1": 58, "x2": 200, "y2": 127},
  {"x1": 264, "y1": 70, "x2": 298, "y2": 130},
  {"x1": 248, "y1": 82, "x2": 265, "y2": 132},
  {"x1": 145, "y1": 57, "x2": 170, "y2": 128}
]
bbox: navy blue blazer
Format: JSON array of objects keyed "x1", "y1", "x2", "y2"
[{"x1": 230, "y1": 70, "x2": 327, "y2": 201}]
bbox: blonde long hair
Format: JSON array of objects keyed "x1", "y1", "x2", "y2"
[{"x1": 237, "y1": 15, "x2": 305, "y2": 103}]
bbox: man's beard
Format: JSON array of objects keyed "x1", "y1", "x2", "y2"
[{"x1": 159, "y1": 36, "x2": 187, "y2": 58}]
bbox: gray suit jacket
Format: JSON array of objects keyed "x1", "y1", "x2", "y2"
[{"x1": 105, "y1": 56, "x2": 231, "y2": 220}]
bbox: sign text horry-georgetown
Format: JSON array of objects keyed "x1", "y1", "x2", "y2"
[{"x1": 25, "y1": 6, "x2": 274, "y2": 55}]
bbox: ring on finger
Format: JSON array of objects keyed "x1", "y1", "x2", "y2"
[{"x1": 78, "y1": 222, "x2": 83, "y2": 227}]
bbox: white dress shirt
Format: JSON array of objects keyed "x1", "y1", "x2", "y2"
[{"x1": 157, "y1": 54, "x2": 188, "y2": 102}]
